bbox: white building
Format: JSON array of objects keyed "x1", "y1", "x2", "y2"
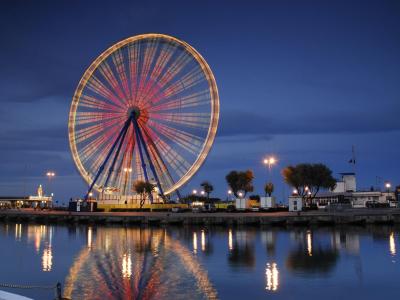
[
  {"x1": 288, "y1": 173, "x2": 397, "y2": 210},
  {"x1": 288, "y1": 197, "x2": 303, "y2": 212},
  {"x1": 260, "y1": 196, "x2": 276, "y2": 209}
]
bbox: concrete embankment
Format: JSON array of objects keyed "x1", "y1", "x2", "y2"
[{"x1": 1, "y1": 209, "x2": 400, "y2": 226}]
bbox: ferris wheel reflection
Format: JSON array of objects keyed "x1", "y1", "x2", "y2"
[{"x1": 63, "y1": 227, "x2": 218, "y2": 300}]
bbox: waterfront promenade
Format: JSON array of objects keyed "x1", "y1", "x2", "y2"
[{"x1": 1, "y1": 208, "x2": 400, "y2": 226}]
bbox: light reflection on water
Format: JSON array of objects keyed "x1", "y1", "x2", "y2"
[
  {"x1": 0, "y1": 224, "x2": 400, "y2": 300},
  {"x1": 62, "y1": 227, "x2": 217, "y2": 300}
]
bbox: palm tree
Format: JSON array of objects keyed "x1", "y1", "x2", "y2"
[
  {"x1": 200, "y1": 181, "x2": 214, "y2": 200},
  {"x1": 264, "y1": 182, "x2": 274, "y2": 197}
]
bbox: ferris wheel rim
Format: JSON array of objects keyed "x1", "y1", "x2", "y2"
[{"x1": 68, "y1": 33, "x2": 219, "y2": 195}]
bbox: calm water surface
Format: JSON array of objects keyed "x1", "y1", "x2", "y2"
[{"x1": 0, "y1": 223, "x2": 399, "y2": 299}]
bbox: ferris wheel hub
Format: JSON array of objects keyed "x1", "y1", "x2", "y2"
[{"x1": 127, "y1": 106, "x2": 140, "y2": 119}]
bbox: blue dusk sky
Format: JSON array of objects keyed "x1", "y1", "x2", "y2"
[{"x1": 0, "y1": 0, "x2": 399, "y2": 203}]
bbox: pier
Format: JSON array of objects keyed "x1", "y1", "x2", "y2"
[{"x1": 1, "y1": 209, "x2": 400, "y2": 226}]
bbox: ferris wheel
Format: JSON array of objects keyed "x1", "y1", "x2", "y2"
[{"x1": 68, "y1": 34, "x2": 219, "y2": 200}]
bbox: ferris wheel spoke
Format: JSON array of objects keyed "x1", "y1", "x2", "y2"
[
  {"x1": 79, "y1": 135, "x2": 109, "y2": 164},
  {"x1": 162, "y1": 67, "x2": 205, "y2": 98},
  {"x1": 137, "y1": 46, "x2": 175, "y2": 105},
  {"x1": 80, "y1": 94, "x2": 123, "y2": 112},
  {"x1": 142, "y1": 52, "x2": 193, "y2": 105},
  {"x1": 98, "y1": 61, "x2": 128, "y2": 104},
  {"x1": 143, "y1": 67, "x2": 205, "y2": 110},
  {"x1": 111, "y1": 49, "x2": 131, "y2": 100},
  {"x1": 136, "y1": 41, "x2": 158, "y2": 106},
  {"x1": 142, "y1": 128, "x2": 177, "y2": 188},
  {"x1": 144, "y1": 126, "x2": 191, "y2": 178},
  {"x1": 149, "y1": 90, "x2": 210, "y2": 112},
  {"x1": 80, "y1": 123, "x2": 123, "y2": 169},
  {"x1": 75, "y1": 117, "x2": 123, "y2": 143},
  {"x1": 128, "y1": 42, "x2": 141, "y2": 105},
  {"x1": 147, "y1": 46, "x2": 175, "y2": 85},
  {"x1": 149, "y1": 112, "x2": 211, "y2": 129},
  {"x1": 74, "y1": 111, "x2": 123, "y2": 126},
  {"x1": 86, "y1": 74, "x2": 126, "y2": 109},
  {"x1": 146, "y1": 120, "x2": 203, "y2": 154},
  {"x1": 143, "y1": 128, "x2": 185, "y2": 178}
]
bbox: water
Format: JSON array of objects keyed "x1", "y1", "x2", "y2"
[{"x1": 0, "y1": 223, "x2": 399, "y2": 300}]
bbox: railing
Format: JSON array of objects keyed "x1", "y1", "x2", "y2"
[{"x1": 0, "y1": 282, "x2": 63, "y2": 300}]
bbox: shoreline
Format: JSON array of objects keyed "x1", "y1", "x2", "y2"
[{"x1": 1, "y1": 208, "x2": 400, "y2": 226}]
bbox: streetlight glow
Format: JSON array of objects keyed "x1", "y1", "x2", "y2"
[
  {"x1": 46, "y1": 171, "x2": 55, "y2": 178},
  {"x1": 263, "y1": 156, "x2": 277, "y2": 167},
  {"x1": 201, "y1": 191, "x2": 205, "y2": 196},
  {"x1": 192, "y1": 189, "x2": 197, "y2": 195}
]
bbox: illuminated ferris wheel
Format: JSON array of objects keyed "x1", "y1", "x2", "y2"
[{"x1": 68, "y1": 34, "x2": 219, "y2": 200}]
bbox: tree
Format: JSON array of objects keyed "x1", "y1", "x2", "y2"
[
  {"x1": 143, "y1": 182, "x2": 155, "y2": 204},
  {"x1": 282, "y1": 163, "x2": 336, "y2": 206},
  {"x1": 264, "y1": 182, "x2": 274, "y2": 197},
  {"x1": 200, "y1": 181, "x2": 214, "y2": 200},
  {"x1": 133, "y1": 180, "x2": 155, "y2": 207},
  {"x1": 226, "y1": 170, "x2": 254, "y2": 197},
  {"x1": 133, "y1": 180, "x2": 146, "y2": 207}
]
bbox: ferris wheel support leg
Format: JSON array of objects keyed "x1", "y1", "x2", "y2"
[
  {"x1": 103, "y1": 120, "x2": 130, "y2": 189},
  {"x1": 132, "y1": 117, "x2": 154, "y2": 204},
  {"x1": 175, "y1": 189, "x2": 182, "y2": 201},
  {"x1": 132, "y1": 117, "x2": 165, "y2": 200},
  {"x1": 85, "y1": 118, "x2": 131, "y2": 200}
]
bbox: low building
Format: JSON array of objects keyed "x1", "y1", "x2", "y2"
[
  {"x1": 0, "y1": 185, "x2": 52, "y2": 209},
  {"x1": 288, "y1": 197, "x2": 303, "y2": 212},
  {"x1": 260, "y1": 197, "x2": 276, "y2": 209},
  {"x1": 288, "y1": 173, "x2": 397, "y2": 210}
]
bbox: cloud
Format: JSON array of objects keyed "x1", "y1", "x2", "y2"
[
  {"x1": 218, "y1": 109, "x2": 400, "y2": 137},
  {"x1": 0, "y1": 126, "x2": 68, "y2": 152}
]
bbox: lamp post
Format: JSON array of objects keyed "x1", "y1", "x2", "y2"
[
  {"x1": 227, "y1": 190, "x2": 232, "y2": 201},
  {"x1": 385, "y1": 182, "x2": 391, "y2": 192},
  {"x1": 122, "y1": 168, "x2": 132, "y2": 203},
  {"x1": 46, "y1": 171, "x2": 55, "y2": 197},
  {"x1": 263, "y1": 156, "x2": 277, "y2": 181}
]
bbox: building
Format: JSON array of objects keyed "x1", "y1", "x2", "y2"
[
  {"x1": 0, "y1": 185, "x2": 53, "y2": 209},
  {"x1": 288, "y1": 173, "x2": 397, "y2": 210},
  {"x1": 288, "y1": 197, "x2": 303, "y2": 212}
]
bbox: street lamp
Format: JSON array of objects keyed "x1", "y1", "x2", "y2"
[
  {"x1": 385, "y1": 182, "x2": 391, "y2": 192},
  {"x1": 263, "y1": 156, "x2": 277, "y2": 182},
  {"x1": 200, "y1": 191, "x2": 205, "y2": 196},
  {"x1": 238, "y1": 192, "x2": 243, "y2": 198},
  {"x1": 192, "y1": 189, "x2": 197, "y2": 195},
  {"x1": 263, "y1": 156, "x2": 277, "y2": 171},
  {"x1": 46, "y1": 171, "x2": 55, "y2": 197}
]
